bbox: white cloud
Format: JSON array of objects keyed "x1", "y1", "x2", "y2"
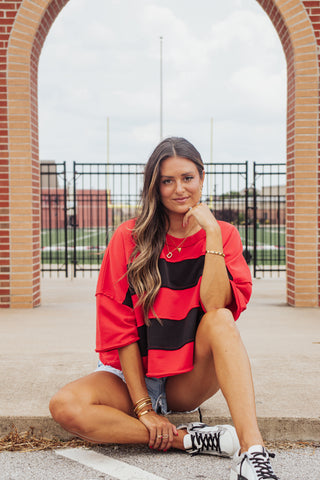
[
  {"x1": 228, "y1": 66, "x2": 286, "y2": 119},
  {"x1": 209, "y1": 9, "x2": 279, "y2": 52}
]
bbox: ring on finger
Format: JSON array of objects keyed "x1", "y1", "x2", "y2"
[
  {"x1": 157, "y1": 434, "x2": 163, "y2": 439},
  {"x1": 162, "y1": 434, "x2": 169, "y2": 438}
]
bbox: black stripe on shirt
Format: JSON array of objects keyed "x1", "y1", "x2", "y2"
[
  {"x1": 159, "y1": 256, "x2": 234, "y2": 287},
  {"x1": 123, "y1": 256, "x2": 233, "y2": 308},
  {"x1": 159, "y1": 256, "x2": 205, "y2": 290},
  {"x1": 137, "y1": 324, "x2": 148, "y2": 357},
  {"x1": 137, "y1": 307, "x2": 203, "y2": 355},
  {"x1": 123, "y1": 256, "x2": 204, "y2": 305},
  {"x1": 123, "y1": 287, "x2": 134, "y2": 308}
]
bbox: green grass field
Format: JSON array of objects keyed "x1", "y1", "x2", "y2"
[{"x1": 238, "y1": 224, "x2": 286, "y2": 266}]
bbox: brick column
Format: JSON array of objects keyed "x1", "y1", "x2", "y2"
[
  {"x1": 1, "y1": 0, "x2": 69, "y2": 308},
  {"x1": 301, "y1": 0, "x2": 320, "y2": 304},
  {"x1": 287, "y1": 0, "x2": 320, "y2": 306}
]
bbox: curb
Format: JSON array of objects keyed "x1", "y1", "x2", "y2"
[
  {"x1": 1, "y1": 415, "x2": 319, "y2": 442},
  {"x1": 199, "y1": 414, "x2": 320, "y2": 443}
]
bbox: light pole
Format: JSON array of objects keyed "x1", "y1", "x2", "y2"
[
  {"x1": 106, "y1": 116, "x2": 110, "y2": 199},
  {"x1": 209, "y1": 117, "x2": 213, "y2": 207},
  {"x1": 210, "y1": 117, "x2": 213, "y2": 163},
  {"x1": 160, "y1": 36, "x2": 163, "y2": 140},
  {"x1": 107, "y1": 116, "x2": 110, "y2": 165}
]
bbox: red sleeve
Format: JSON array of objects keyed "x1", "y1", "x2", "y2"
[
  {"x1": 95, "y1": 220, "x2": 139, "y2": 353},
  {"x1": 219, "y1": 221, "x2": 252, "y2": 320}
]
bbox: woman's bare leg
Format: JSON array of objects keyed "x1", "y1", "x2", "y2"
[
  {"x1": 166, "y1": 308, "x2": 263, "y2": 452},
  {"x1": 49, "y1": 371, "x2": 186, "y2": 448}
]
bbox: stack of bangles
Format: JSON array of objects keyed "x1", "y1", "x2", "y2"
[{"x1": 134, "y1": 396, "x2": 154, "y2": 419}]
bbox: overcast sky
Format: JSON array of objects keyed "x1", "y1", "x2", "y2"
[{"x1": 38, "y1": 0, "x2": 287, "y2": 173}]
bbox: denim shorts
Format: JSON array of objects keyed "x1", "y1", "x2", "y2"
[{"x1": 95, "y1": 361, "x2": 170, "y2": 415}]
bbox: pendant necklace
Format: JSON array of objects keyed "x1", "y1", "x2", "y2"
[
  {"x1": 165, "y1": 236, "x2": 188, "y2": 259},
  {"x1": 166, "y1": 235, "x2": 189, "y2": 258},
  {"x1": 166, "y1": 222, "x2": 200, "y2": 259}
]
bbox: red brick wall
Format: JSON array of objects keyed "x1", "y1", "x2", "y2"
[
  {"x1": 303, "y1": 0, "x2": 320, "y2": 304},
  {"x1": 27, "y1": 0, "x2": 69, "y2": 306},
  {"x1": 0, "y1": 1, "x2": 21, "y2": 308}
]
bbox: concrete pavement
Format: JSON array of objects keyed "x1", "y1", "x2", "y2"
[{"x1": 0, "y1": 274, "x2": 319, "y2": 442}]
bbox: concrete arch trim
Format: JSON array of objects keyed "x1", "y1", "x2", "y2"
[
  {"x1": 276, "y1": 0, "x2": 320, "y2": 307},
  {"x1": 5, "y1": 0, "x2": 320, "y2": 307}
]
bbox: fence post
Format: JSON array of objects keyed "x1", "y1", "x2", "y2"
[
  {"x1": 253, "y1": 162, "x2": 257, "y2": 278},
  {"x1": 244, "y1": 161, "x2": 248, "y2": 258},
  {"x1": 63, "y1": 161, "x2": 68, "y2": 277},
  {"x1": 73, "y1": 161, "x2": 77, "y2": 278}
]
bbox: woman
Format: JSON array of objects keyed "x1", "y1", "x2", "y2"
[{"x1": 50, "y1": 137, "x2": 279, "y2": 480}]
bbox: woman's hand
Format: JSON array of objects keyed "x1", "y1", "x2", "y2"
[
  {"x1": 139, "y1": 410, "x2": 178, "y2": 451},
  {"x1": 183, "y1": 203, "x2": 219, "y2": 235}
]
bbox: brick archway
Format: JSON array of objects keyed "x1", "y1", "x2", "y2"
[{"x1": 1, "y1": 0, "x2": 319, "y2": 308}]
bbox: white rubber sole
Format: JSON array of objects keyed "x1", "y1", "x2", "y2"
[{"x1": 229, "y1": 470, "x2": 239, "y2": 480}]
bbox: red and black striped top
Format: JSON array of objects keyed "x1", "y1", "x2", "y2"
[{"x1": 96, "y1": 218, "x2": 252, "y2": 378}]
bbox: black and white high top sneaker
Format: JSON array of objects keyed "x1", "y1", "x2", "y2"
[
  {"x1": 178, "y1": 422, "x2": 240, "y2": 457},
  {"x1": 230, "y1": 445, "x2": 279, "y2": 480}
]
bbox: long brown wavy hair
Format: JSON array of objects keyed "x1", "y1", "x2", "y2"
[{"x1": 127, "y1": 137, "x2": 204, "y2": 325}]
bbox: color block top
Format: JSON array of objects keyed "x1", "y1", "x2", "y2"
[{"x1": 95, "y1": 218, "x2": 252, "y2": 378}]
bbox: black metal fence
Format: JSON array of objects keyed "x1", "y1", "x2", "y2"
[
  {"x1": 252, "y1": 162, "x2": 286, "y2": 277},
  {"x1": 40, "y1": 162, "x2": 68, "y2": 276},
  {"x1": 72, "y1": 162, "x2": 144, "y2": 276},
  {"x1": 40, "y1": 161, "x2": 286, "y2": 277}
]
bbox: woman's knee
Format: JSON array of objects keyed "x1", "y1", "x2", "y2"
[
  {"x1": 198, "y1": 308, "x2": 240, "y2": 344},
  {"x1": 49, "y1": 387, "x2": 86, "y2": 434}
]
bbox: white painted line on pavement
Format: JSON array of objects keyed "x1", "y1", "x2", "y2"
[{"x1": 55, "y1": 447, "x2": 167, "y2": 480}]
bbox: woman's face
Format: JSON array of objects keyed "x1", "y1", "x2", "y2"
[{"x1": 159, "y1": 156, "x2": 204, "y2": 216}]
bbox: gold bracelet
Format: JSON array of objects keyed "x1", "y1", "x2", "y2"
[
  {"x1": 134, "y1": 400, "x2": 153, "y2": 416},
  {"x1": 134, "y1": 401, "x2": 152, "y2": 415},
  {"x1": 138, "y1": 408, "x2": 154, "y2": 418},
  {"x1": 134, "y1": 395, "x2": 151, "y2": 406},
  {"x1": 134, "y1": 398, "x2": 152, "y2": 410},
  {"x1": 206, "y1": 250, "x2": 225, "y2": 258},
  {"x1": 134, "y1": 396, "x2": 151, "y2": 411}
]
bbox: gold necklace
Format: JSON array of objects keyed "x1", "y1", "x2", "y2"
[
  {"x1": 165, "y1": 236, "x2": 188, "y2": 259},
  {"x1": 165, "y1": 223, "x2": 200, "y2": 259}
]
